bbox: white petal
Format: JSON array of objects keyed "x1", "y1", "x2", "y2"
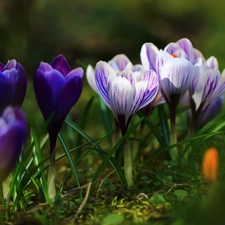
[{"x1": 86, "y1": 65, "x2": 98, "y2": 93}]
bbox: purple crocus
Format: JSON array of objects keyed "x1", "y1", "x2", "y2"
[
  {"x1": 0, "y1": 60, "x2": 27, "y2": 112},
  {"x1": 94, "y1": 61, "x2": 158, "y2": 134},
  {"x1": 34, "y1": 55, "x2": 83, "y2": 153},
  {"x1": 0, "y1": 106, "x2": 27, "y2": 183}
]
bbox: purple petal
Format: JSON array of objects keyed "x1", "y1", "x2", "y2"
[
  {"x1": 34, "y1": 65, "x2": 65, "y2": 120},
  {"x1": 140, "y1": 43, "x2": 159, "y2": 71},
  {"x1": 95, "y1": 61, "x2": 116, "y2": 107},
  {"x1": 0, "y1": 74, "x2": 12, "y2": 111},
  {"x1": 197, "y1": 96, "x2": 223, "y2": 128},
  {"x1": 51, "y1": 54, "x2": 71, "y2": 77},
  {"x1": 2, "y1": 63, "x2": 27, "y2": 106},
  {"x1": 4, "y1": 59, "x2": 17, "y2": 70},
  {"x1": 108, "y1": 54, "x2": 133, "y2": 71},
  {"x1": 0, "y1": 62, "x2": 4, "y2": 72},
  {"x1": 55, "y1": 74, "x2": 83, "y2": 120},
  {"x1": 0, "y1": 107, "x2": 26, "y2": 182}
]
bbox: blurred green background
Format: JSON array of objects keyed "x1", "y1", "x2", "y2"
[{"x1": 1, "y1": 0, "x2": 225, "y2": 75}]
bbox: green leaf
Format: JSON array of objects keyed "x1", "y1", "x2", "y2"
[
  {"x1": 174, "y1": 189, "x2": 188, "y2": 201},
  {"x1": 149, "y1": 192, "x2": 166, "y2": 204},
  {"x1": 101, "y1": 213, "x2": 124, "y2": 225}
]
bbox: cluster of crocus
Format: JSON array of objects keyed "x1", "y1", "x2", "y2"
[
  {"x1": 87, "y1": 54, "x2": 159, "y2": 186},
  {"x1": 34, "y1": 54, "x2": 83, "y2": 200},
  {"x1": 87, "y1": 38, "x2": 225, "y2": 171},
  {"x1": 140, "y1": 38, "x2": 225, "y2": 160}
]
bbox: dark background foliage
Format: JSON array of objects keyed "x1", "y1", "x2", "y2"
[{"x1": 1, "y1": 0, "x2": 225, "y2": 76}]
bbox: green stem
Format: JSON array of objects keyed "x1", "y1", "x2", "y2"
[
  {"x1": 124, "y1": 138, "x2": 132, "y2": 187},
  {"x1": 47, "y1": 150, "x2": 56, "y2": 202},
  {"x1": 169, "y1": 105, "x2": 178, "y2": 161}
]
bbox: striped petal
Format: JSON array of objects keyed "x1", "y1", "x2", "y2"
[
  {"x1": 140, "y1": 43, "x2": 159, "y2": 71},
  {"x1": 160, "y1": 58, "x2": 194, "y2": 103},
  {"x1": 95, "y1": 61, "x2": 117, "y2": 108},
  {"x1": 108, "y1": 77, "x2": 134, "y2": 124},
  {"x1": 108, "y1": 54, "x2": 133, "y2": 71},
  {"x1": 192, "y1": 69, "x2": 219, "y2": 110}
]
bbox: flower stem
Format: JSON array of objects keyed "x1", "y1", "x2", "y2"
[
  {"x1": 169, "y1": 105, "x2": 178, "y2": 161},
  {"x1": 124, "y1": 138, "x2": 133, "y2": 187},
  {"x1": 47, "y1": 150, "x2": 56, "y2": 202}
]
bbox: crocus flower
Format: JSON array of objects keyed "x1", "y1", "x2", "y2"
[
  {"x1": 188, "y1": 58, "x2": 225, "y2": 131},
  {"x1": 202, "y1": 148, "x2": 218, "y2": 183},
  {"x1": 0, "y1": 106, "x2": 27, "y2": 183},
  {"x1": 86, "y1": 54, "x2": 143, "y2": 94},
  {"x1": 156, "y1": 51, "x2": 194, "y2": 107},
  {"x1": 156, "y1": 50, "x2": 194, "y2": 160},
  {"x1": 94, "y1": 61, "x2": 158, "y2": 133},
  {"x1": 0, "y1": 59, "x2": 27, "y2": 112},
  {"x1": 164, "y1": 38, "x2": 204, "y2": 65},
  {"x1": 93, "y1": 60, "x2": 158, "y2": 186},
  {"x1": 34, "y1": 55, "x2": 83, "y2": 153}
]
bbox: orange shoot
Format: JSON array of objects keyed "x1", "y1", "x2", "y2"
[{"x1": 202, "y1": 148, "x2": 219, "y2": 183}]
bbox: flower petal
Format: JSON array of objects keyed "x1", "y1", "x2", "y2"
[
  {"x1": 86, "y1": 65, "x2": 98, "y2": 93},
  {"x1": 51, "y1": 54, "x2": 71, "y2": 77},
  {"x1": 55, "y1": 73, "x2": 83, "y2": 120},
  {"x1": 108, "y1": 54, "x2": 133, "y2": 71},
  {"x1": 160, "y1": 58, "x2": 194, "y2": 103},
  {"x1": 108, "y1": 77, "x2": 134, "y2": 124},
  {"x1": 95, "y1": 61, "x2": 116, "y2": 107},
  {"x1": 140, "y1": 43, "x2": 159, "y2": 71},
  {"x1": 34, "y1": 64, "x2": 65, "y2": 120},
  {"x1": 192, "y1": 69, "x2": 219, "y2": 110}
]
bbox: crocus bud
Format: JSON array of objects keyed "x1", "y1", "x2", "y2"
[
  {"x1": 0, "y1": 60, "x2": 27, "y2": 112},
  {"x1": 0, "y1": 106, "x2": 27, "y2": 183},
  {"x1": 202, "y1": 148, "x2": 219, "y2": 183},
  {"x1": 34, "y1": 55, "x2": 83, "y2": 153}
]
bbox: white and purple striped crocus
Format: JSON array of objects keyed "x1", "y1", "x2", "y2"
[
  {"x1": 189, "y1": 56, "x2": 225, "y2": 129},
  {"x1": 86, "y1": 54, "x2": 143, "y2": 94},
  {"x1": 156, "y1": 50, "x2": 195, "y2": 108},
  {"x1": 164, "y1": 38, "x2": 204, "y2": 65},
  {"x1": 92, "y1": 60, "x2": 158, "y2": 134},
  {"x1": 0, "y1": 60, "x2": 27, "y2": 112},
  {"x1": 0, "y1": 106, "x2": 27, "y2": 183},
  {"x1": 34, "y1": 55, "x2": 83, "y2": 153}
]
